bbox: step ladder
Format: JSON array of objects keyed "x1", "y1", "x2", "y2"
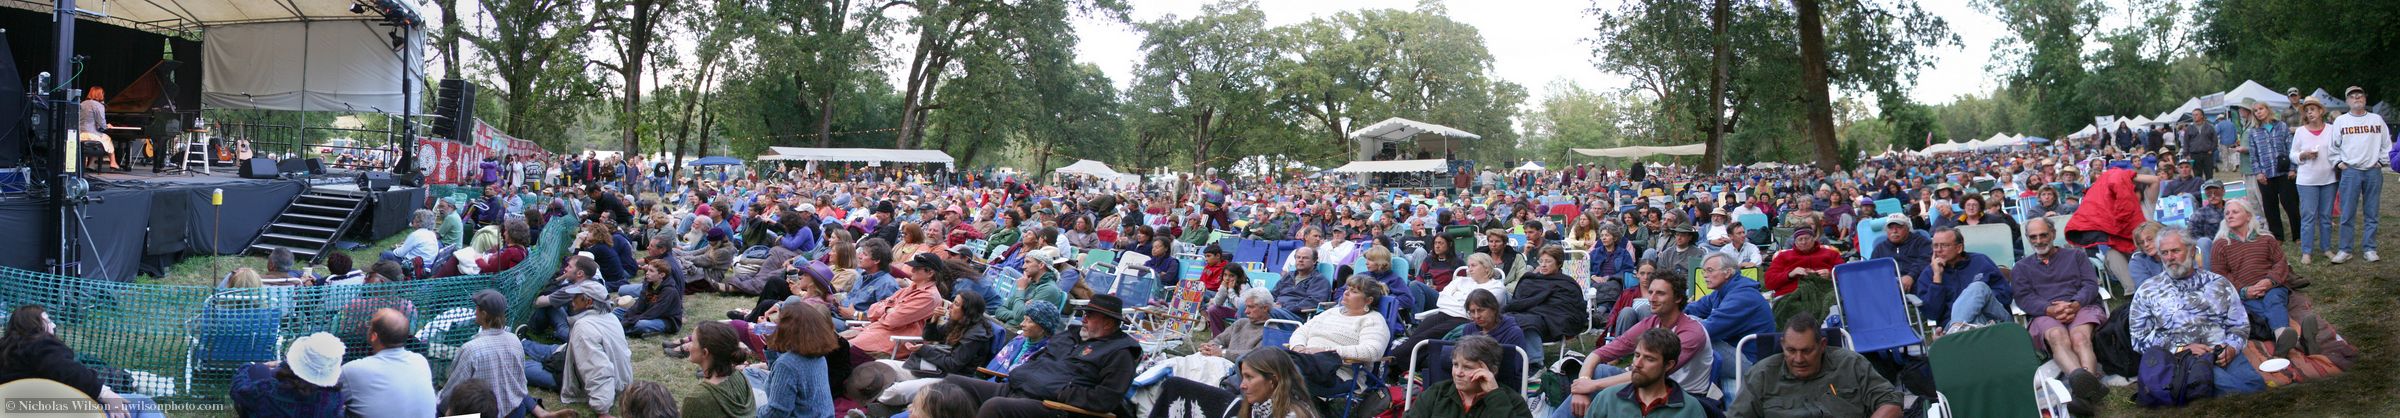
[
  {"x1": 245, "y1": 187, "x2": 370, "y2": 263},
  {"x1": 180, "y1": 137, "x2": 211, "y2": 175}
]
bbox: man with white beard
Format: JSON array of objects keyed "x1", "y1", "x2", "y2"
[{"x1": 2126, "y1": 228, "x2": 2265, "y2": 395}]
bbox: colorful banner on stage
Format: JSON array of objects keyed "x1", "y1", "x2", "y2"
[{"x1": 416, "y1": 119, "x2": 551, "y2": 185}]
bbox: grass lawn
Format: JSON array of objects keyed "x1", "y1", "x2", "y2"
[{"x1": 2096, "y1": 173, "x2": 2400, "y2": 417}]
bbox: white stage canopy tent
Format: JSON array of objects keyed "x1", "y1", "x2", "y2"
[
  {"x1": 12, "y1": 0, "x2": 435, "y2": 114},
  {"x1": 1053, "y1": 160, "x2": 1125, "y2": 177},
  {"x1": 1571, "y1": 143, "x2": 1707, "y2": 158},
  {"x1": 20, "y1": 0, "x2": 404, "y2": 29},
  {"x1": 1348, "y1": 117, "x2": 1480, "y2": 160},
  {"x1": 759, "y1": 147, "x2": 956, "y2": 168},
  {"x1": 1328, "y1": 159, "x2": 1447, "y2": 174},
  {"x1": 203, "y1": 22, "x2": 425, "y2": 113},
  {"x1": 1512, "y1": 162, "x2": 1545, "y2": 171}
]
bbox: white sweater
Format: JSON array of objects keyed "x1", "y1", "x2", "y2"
[
  {"x1": 1290, "y1": 308, "x2": 1391, "y2": 363},
  {"x1": 2291, "y1": 125, "x2": 2339, "y2": 186},
  {"x1": 1428, "y1": 274, "x2": 1509, "y2": 319}
]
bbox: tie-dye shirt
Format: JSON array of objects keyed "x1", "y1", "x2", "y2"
[{"x1": 2128, "y1": 268, "x2": 2248, "y2": 352}]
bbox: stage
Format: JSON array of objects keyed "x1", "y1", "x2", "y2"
[{"x1": 0, "y1": 170, "x2": 424, "y2": 282}]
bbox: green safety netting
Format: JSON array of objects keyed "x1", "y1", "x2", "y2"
[{"x1": 0, "y1": 214, "x2": 580, "y2": 402}]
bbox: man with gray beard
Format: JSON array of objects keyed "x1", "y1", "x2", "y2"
[{"x1": 2126, "y1": 228, "x2": 2264, "y2": 395}]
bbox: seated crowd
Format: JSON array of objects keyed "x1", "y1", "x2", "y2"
[{"x1": 1, "y1": 140, "x2": 2365, "y2": 418}]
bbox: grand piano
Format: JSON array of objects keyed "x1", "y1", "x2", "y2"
[{"x1": 102, "y1": 60, "x2": 210, "y2": 168}]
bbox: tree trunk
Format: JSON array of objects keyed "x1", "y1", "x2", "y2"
[
  {"x1": 1704, "y1": 0, "x2": 1729, "y2": 173},
  {"x1": 439, "y1": 0, "x2": 460, "y2": 78},
  {"x1": 672, "y1": 56, "x2": 716, "y2": 179},
  {"x1": 894, "y1": 19, "x2": 942, "y2": 149},
  {"x1": 618, "y1": 0, "x2": 658, "y2": 155},
  {"x1": 1190, "y1": 109, "x2": 1216, "y2": 174},
  {"x1": 1793, "y1": 0, "x2": 1839, "y2": 172},
  {"x1": 697, "y1": 104, "x2": 717, "y2": 158}
]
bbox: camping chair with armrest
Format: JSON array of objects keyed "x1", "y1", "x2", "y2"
[
  {"x1": 1957, "y1": 223, "x2": 2019, "y2": 265},
  {"x1": 1927, "y1": 322, "x2": 2042, "y2": 418},
  {"x1": 186, "y1": 292, "x2": 286, "y2": 395},
  {"x1": 1731, "y1": 328, "x2": 1853, "y2": 384},
  {"x1": 1855, "y1": 218, "x2": 1890, "y2": 261},
  {"x1": 1738, "y1": 213, "x2": 1770, "y2": 240},
  {"x1": 1830, "y1": 258, "x2": 1929, "y2": 356},
  {"x1": 1403, "y1": 339, "x2": 1532, "y2": 409}
]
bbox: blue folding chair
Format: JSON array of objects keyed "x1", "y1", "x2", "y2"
[
  {"x1": 1831, "y1": 258, "x2": 1925, "y2": 354},
  {"x1": 1874, "y1": 198, "x2": 1904, "y2": 217},
  {"x1": 1246, "y1": 271, "x2": 1282, "y2": 293},
  {"x1": 1855, "y1": 218, "x2": 1890, "y2": 261},
  {"x1": 187, "y1": 301, "x2": 285, "y2": 394}
]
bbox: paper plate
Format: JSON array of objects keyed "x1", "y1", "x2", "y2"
[{"x1": 2259, "y1": 358, "x2": 2291, "y2": 373}]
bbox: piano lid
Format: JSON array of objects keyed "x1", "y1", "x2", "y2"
[{"x1": 106, "y1": 60, "x2": 182, "y2": 113}]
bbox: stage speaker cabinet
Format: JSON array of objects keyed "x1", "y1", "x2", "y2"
[
  {"x1": 307, "y1": 158, "x2": 326, "y2": 175},
  {"x1": 277, "y1": 158, "x2": 308, "y2": 176},
  {"x1": 432, "y1": 79, "x2": 478, "y2": 139},
  {"x1": 361, "y1": 171, "x2": 395, "y2": 191},
  {"x1": 239, "y1": 157, "x2": 279, "y2": 179}
]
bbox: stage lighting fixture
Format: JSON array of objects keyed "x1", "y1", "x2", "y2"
[{"x1": 351, "y1": 4, "x2": 368, "y2": 14}]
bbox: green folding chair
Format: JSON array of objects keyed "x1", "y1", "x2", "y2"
[{"x1": 1928, "y1": 322, "x2": 2042, "y2": 418}]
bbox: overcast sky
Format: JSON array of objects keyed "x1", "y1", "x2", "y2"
[{"x1": 1068, "y1": 0, "x2": 2010, "y2": 107}]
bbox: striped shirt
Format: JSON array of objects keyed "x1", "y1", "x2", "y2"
[{"x1": 2209, "y1": 234, "x2": 2293, "y2": 291}]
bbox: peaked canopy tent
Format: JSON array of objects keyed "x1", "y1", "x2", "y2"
[
  {"x1": 1571, "y1": 143, "x2": 1707, "y2": 159},
  {"x1": 1512, "y1": 161, "x2": 1545, "y2": 171},
  {"x1": 758, "y1": 147, "x2": 956, "y2": 169},
  {"x1": 1053, "y1": 159, "x2": 1124, "y2": 177},
  {"x1": 2223, "y1": 80, "x2": 2292, "y2": 111},
  {"x1": 1348, "y1": 117, "x2": 1482, "y2": 161},
  {"x1": 2308, "y1": 88, "x2": 2355, "y2": 113}
]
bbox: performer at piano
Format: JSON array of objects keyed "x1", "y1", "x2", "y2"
[{"x1": 79, "y1": 87, "x2": 123, "y2": 171}]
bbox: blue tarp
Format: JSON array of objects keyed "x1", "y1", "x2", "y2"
[{"x1": 689, "y1": 156, "x2": 744, "y2": 166}]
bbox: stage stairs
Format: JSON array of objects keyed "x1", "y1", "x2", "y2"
[{"x1": 244, "y1": 187, "x2": 370, "y2": 263}]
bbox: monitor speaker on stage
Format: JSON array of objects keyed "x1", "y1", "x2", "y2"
[
  {"x1": 238, "y1": 157, "x2": 278, "y2": 179},
  {"x1": 362, "y1": 171, "x2": 394, "y2": 191},
  {"x1": 307, "y1": 158, "x2": 325, "y2": 175},
  {"x1": 277, "y1": 158, "x2": 306, "y2": 176}
]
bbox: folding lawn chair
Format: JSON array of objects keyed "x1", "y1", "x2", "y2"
[
  {"x1": 1732, "y1": 328, "x2": 1852, "y2": 381},
  {"x1": 1404, "y1": 339, "x2": 1532, "y2": 409},
  {"x1": 1855, "y1": 218, "x2": 1890, "y2": 260},
  {"x1": 1830, "y1": 258, "x2": 1927, "y2": 354},
  {"x1": 1956, "y1": 223, "x2": 2018, "y2": 264},
  {"x1": 1928, "y1": 323, "x2": 2042, "y2": 418}
]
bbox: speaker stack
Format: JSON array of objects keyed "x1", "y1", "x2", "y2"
[{"x1": 431, "y1": 79, "x2": 478, "y2": 140}]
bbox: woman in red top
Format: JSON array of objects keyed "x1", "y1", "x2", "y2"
[{"x1": 1761, "y1": 228, "x2": 1842, "y2": 296}]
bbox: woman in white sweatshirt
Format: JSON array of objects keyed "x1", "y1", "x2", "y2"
[
  {"x1": 1392, "y1": 253, "x2": 1511, "y2": 362},
  {"x1": 2289, "y1": 97, "x2": 2339, "y2": 262},
  {"x1": 1288, "y1": 275, "x2": 1393, "y2": 380}
]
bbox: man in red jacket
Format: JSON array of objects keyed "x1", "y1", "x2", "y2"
[{"x1": 1762, "y1": 228, "x2": 1843, "y2": 296}]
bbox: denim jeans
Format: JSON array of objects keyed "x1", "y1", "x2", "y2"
[
  {"x1": 1615, "y1": 299, "x2": 1653, "y2": 336},
  {"x1": 1546, "y1": 363, "x2": 1631, "y2": 418},
  {"x1": 611, "y1": 308, "x2": 669, "y2": 336},
  {"x1": 2243, "y1": 287, "x2": 2292, "y2": 331},
  {"x1": 1711, "y1": 340, "x2": 1739, "y2": 401},
  {"x1": 2337, "y1": 167, "x2": 2381, "y2": 253},
  {"x1": 1948, "y1": 281, "x2": 2012, "y2": 327},
  {"x1": 2297, "y1": 184, "x2": 2335, "y2": 253},
  {"x1": 2216, "y1": 351, "x2": 2266, "y2": 395},
  {"x1": 523, "y1": 340, "x2": 560, "y2": 391}
]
